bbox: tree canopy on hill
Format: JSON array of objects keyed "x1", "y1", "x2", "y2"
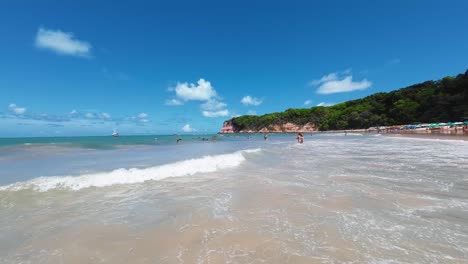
[{"x1": 228, "y1": 70, "x2": 468, "y2": 131}]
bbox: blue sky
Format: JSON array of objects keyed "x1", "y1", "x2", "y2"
[{"x1": 1, "y1": 0, "x2": 468, "y2": 137}]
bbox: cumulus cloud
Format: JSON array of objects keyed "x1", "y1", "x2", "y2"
[
  {"x1": 246, "y1": 110, "x2": 257, "y2": 115},
  {"x1": 8, "y1": 103, "x2": 27, "y2": 115},
  {"x1": 317, "y1": 102, "x2": 335, "y2": 107},
  {"x1": 316, "y1": 76, "x2": 371, "y2": 94},
  {"x1": 35, "y1": 27, "x2": 91, "y2": 57},
  {"x1": 165, "y1": 99, "x2": 183, "y2": 106},
  {"x1": 129, "y1": 112, "x2": 150, "y2": 123},
  {"x1": 174, "y1": 79, "x2": 217, "y2": 101},
  {"x1": 166, "y1": 79, "x2": 230, "y2": 117},
  {"x1": 304, "y1": 100, "x2": 312, "y2": 106},
  {"x1": 99, "y1": 113, "x2": 111, "y2": 119},
  {"x1": 308, "y1": 73, "x2": 338, "y2": 86},
  {"x1": 310, "y1": 70, "x2": 372, "y2": 94},
  {"x1": 200, "y1": 99, "x2": 227, "y2": 111},
  {"x1": 202, "y1": 110, "x2": 229, "y2": 118},
  {"x1": 182, "y1": 124, "x2": 195, "y2": 132},
  {"x1": 85, "y1": 113, "x2": 95, "y2": 118},
  {"x1": 342, "y1": 68, "x2": 352, "y2": 74},
  {"x1": 241, "y1": 96, "x2": 262, "y2": 106}
]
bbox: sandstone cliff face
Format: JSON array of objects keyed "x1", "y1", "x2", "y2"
[
  {"x1": 219, "y1": 121, "x2": 317, "y2": 133},
  {"x1": 220, "y1": 121, "x2": 235, "y2": 133}
]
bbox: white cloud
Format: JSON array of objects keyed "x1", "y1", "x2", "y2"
[
  {"x1": 35, "y1": 27, "x2": 91, "y2": 57},
  {"x1": 99, "y1": 113, "x2": 111, "y2": 119},
  {"x1": 316, "y1": 76, "x2": 371, "y2": 94},
  {"x1": 165, "y1": 99, "x2": 183, "y2": 106},
  {"x1": 182, "y1": 124, "x2": 195, "y2": 132},
  {"x1": 128, "y1": 112, "x2": 150, "y2": 123},
  {"x1": 138, "y1": 113, "x2": 148, "y2": 119},
  {"x1": 304, "y1": 100, "x2": 312, "y2": 106},
  {"x1": 308, "y1": 73, "x2": 338, "y2": 86},
  {"x1": 174, "y1": 79, "x2": 217, "y2": 101},
  {"x1": 310, "y1": 70, "x2": 371, "y2": 94},
  {"x1": 202, "y1": 109, "x2": 229, "y2": 118},
  {"x1": 317, "y1": 102, "x2": 335, "y2": 107},
  {"x1": 241, "y1": 95, "x2": 262, "y2": 106},
  {"x1": 70, "y1": 109, "x2": 78, "y2": 115},
  {"x1": 342, "y1": 68, "x2": 352, "y2": 74},
  {"x1": 167, "y1": 79, "x2": 229, "y2": 117},
  {"x1": 247, "y1": 110, "x2": 257, "y2": 115},
  {"x1": 200, "y1": 99, "x2": 227, "y2": 111},
  {"x1": 8, "y1": 103, "x2": 27, "y2": 115},
  {"x1": 85, "y1": 113, "x2": 95, "y2": 118}
]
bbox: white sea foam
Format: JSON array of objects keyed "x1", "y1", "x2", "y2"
[
  {"x1": 0, "y1": 148, "x2": 262, "y2": 192},
  {"x1": 388, "y1": 135, "x2": 468, "y2": 144}
]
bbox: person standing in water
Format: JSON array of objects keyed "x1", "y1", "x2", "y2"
[
  {"x1": 296, "y1": 133, "x2": 304, "y2": 144},
  {"x1": 264, "y1": 133, "x2": 268, "y2": 140}
]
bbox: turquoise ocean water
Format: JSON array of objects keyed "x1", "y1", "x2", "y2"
[{"x1": 1, "y1": 133, "x2": 467, "y2": 263}]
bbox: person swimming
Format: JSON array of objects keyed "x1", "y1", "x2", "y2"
[{"x1": 296, "y1": 133, "x2": 304, "y2": 144}]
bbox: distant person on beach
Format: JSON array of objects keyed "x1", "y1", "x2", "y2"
[
  {"x1": 264, "y1": 133, "x2": 268, "y2": 140},
  {"x1": 345, "y1": 131, "x2": 347, "y2": 136},
  {"x1": 176, "y1": 138, "x2": 182, "y2": 144},
  {"x1": 297, "y1": 133, "x2": 304, "y2": 144}
]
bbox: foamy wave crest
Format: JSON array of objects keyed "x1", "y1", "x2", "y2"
[{"x1": 0, "y1": 148, "x2": 262, "y2": 192}]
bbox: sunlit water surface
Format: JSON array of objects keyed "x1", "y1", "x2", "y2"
[{"x1": 1, "y1": 134, "x2": 467, "y2": 263}]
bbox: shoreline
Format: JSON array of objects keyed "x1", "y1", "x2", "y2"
[
  {"x1": 382, "y1": 132, "x2": 468, "y2": 141},
  {"x1": 220, "y1": 130, "x2": 468, "y2": 141}
]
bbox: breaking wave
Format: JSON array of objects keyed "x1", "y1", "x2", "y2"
[{"x1": 0, "y1": 148, "x2": 262, "y2": 192}]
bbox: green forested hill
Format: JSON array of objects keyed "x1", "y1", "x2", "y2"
[{"x1": 228, "y1": 70, "x2": 468, "y2": 131}]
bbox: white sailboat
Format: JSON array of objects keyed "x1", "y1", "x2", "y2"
[{"x1": 112, "y1": 128, "x2": 119, "y2": 137}]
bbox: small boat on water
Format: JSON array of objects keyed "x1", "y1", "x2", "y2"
[{"x1": 112, "y1": 129, "x2": 120, "y2": 137}]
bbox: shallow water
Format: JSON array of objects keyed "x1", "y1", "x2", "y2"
[{"x1": 1, "y1": 134, "x2": 467, "y2": 263}]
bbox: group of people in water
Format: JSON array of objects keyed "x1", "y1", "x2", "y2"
[
  {"x1": 177, "y1": 136, "x2": 217, "y2": 143},
  {"x1": 264, "y1": 132, "x2": 303, "y2": 144},
  {"x1": 178, "y1": 133, "x2": 306, "y2": 144}
]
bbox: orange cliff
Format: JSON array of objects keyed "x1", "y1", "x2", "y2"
[
  {"x1": 219, "y1": 121, "x2": 317, "y2": 134},
  {"x1": 219, "y1": 121, "x2": 236, "y2": 133}
]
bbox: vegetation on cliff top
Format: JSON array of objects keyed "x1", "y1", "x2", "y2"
[{"x1": 228, "y1": 70, "x2": 468, "y2": 131}]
